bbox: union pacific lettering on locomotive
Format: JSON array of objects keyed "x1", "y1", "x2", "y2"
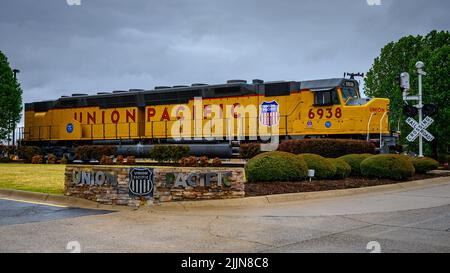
[{"x1": 23, "y1": 78, "x2": 393, "y2": 158}]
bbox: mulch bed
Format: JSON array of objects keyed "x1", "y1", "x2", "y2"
[{"x1": 245, "y1": 172, "x2": 450, "y2": 197}]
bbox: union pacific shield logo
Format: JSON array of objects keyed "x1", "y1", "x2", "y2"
[
  {"x1": 129, "y1": 168, "x2": 154, "y2": 196},
  {"x1": 260, "y1": 101, "x2": 280, "y2": 127}
]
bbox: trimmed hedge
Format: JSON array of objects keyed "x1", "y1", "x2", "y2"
[
  {"x1": 297, "y1": 154, "x2": 336, "y2": 179},
  {"x1": 339, "y1": 154, "x2": 373, "y2": 176},
  {"x1": 411, "y1": 157, "x2": 439, "y2": 174},
  {"x1": 150, "y1": 145, "x2": 190, "y2": 162},
  {"x1": 278, "y1": 139, "x2": 376, "y2": 158},
  {"x1": 438, "y1": 154, "x2": 450, "y2": 164},
  {"x1": 360, "y1": 154, "x2": 415, "y2": 180},
  {"x1": 245, "y1": 151, "x2": 308, "y2": 182},
  {"x1": 239, "y1": 143, "x2": 261, "y2": 159},
  {"x1": 328, "y1": 158, "x2": 352, "y2": 179}
]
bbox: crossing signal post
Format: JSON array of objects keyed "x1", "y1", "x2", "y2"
[{"x1": 400, "y1": 61, "x2": 435, "y2": 157}]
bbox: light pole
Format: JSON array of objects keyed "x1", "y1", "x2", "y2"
[
  {"x1": 12, "y1": 69, "x2": 20, "y2": 152},
  {"x1": 416, "y1": 61, "x2": 426, "y2": 157}
]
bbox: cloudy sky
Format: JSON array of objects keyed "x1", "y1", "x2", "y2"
[{"x1": 1, "y1": 0, "x2": 449, "y2": 116}]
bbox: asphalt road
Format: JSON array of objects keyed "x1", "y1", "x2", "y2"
[
  {"x1": 0, "y1": 180, "x2": 449, "y2": 253},
  {"x1": 0, "y1": 199, "x2": 112, "y2": 226}
]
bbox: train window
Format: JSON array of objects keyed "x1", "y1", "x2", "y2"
[
  {"x1": 314, "y1": 89, "x2": 340, "y2": 106},
  {"x1": 341, "y1": 87, "x2": 358, "y2": 101}
]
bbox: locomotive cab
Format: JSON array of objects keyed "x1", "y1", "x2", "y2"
[{"x1": 297, "y1": 78, "x2": 390, "y2": 142}]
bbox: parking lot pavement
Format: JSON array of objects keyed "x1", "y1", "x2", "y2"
[{"x1": 0, "y1": 198, "x2": 112, "y2": 226}]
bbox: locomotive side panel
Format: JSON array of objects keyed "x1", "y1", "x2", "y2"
[{"x1": 25, "y1": 106, "x2": 144, "y2": 141}]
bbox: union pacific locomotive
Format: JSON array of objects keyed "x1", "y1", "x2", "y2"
[{"x1": 23, "y1": 78, "x2": 392, "y2": 158}]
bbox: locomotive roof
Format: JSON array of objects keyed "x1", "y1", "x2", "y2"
[
  {"x1": 300, "y1": 78, "x2": 348, "y2": 91},
  {"x1": 25, "y1": 78, "x2": 358, "y2": 112}
]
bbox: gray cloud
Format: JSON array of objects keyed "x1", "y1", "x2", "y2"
[{"x1": 0, "y1": 0, "x2": 449, "y2": 125}]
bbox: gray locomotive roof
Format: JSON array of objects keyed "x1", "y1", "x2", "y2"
[
  {"x1": 300, "y1": 78, "x2": 345, "y2": 91},
  {"x1": 25, "y1": 78, "x2": 356, "y2": 112}
]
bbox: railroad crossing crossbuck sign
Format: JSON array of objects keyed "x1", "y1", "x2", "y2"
[{"x1": 406, "y1": 116, "x2": 435, "y2": 142}]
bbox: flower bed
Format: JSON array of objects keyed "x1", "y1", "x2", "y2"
[{"x1": 245, "y1": 172, "x2": 450, "y2": 197}]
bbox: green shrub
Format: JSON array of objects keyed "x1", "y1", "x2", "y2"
[
  {"x1": 150, "y1": 145, "x2": 190, "y2": 162},
  {"x1": 328, "y1": 158, "x2": 351, "y2": 179},
  {"x1": 75, "y1": 145, "x2": 117, "y2": 161},
  {"x1": 278, "y1": 139, "x2": 376, "y2": 158},
  {"x1": 339, "y1": 154, "x2": 373, "y2": 176},
  {"x1": 0, "y1": 157, "x2": 12, "y2": 163},
  {"x1": 18, "y1": 146, "x2": 42, "y2": 163},
  {"x1": 74, "y1": 146, "x2": 89, "y2": 161},
  {"x1": 245, "y1": 151, "x2": 308, "y2": 182},
  {"x1": 172, "y1": 145, "x2": 190, "y2": 161},
  {"x1": 437, "y1": 154, "x2": 450, "y2": 164},
  {"x1": 239, "y1": 143, "x2": 261, "y2": 159},
  {"x1": 150, "y1": 145, "x2": 170, "y2": 162},
  {"x1": 297, "y1": 154, "x2": 336, "y2": 179},
  {"x1": 360, "y1": 154, "x2": 415, "y2": 180},
  {"x1": 411, "y1": 157, "x2": 439, "y2": 174}
]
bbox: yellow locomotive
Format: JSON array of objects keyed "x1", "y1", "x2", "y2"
[{"x1": 23, "y1": 77, "x2": 391, "y2": 158}]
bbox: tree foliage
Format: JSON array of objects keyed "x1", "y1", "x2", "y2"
[
  {"x1": 364, "y1": 30, "x2": 450, "y2": 157},
  {"x1": 0, "y1": 51, "x2": 23, "y2": 141}
]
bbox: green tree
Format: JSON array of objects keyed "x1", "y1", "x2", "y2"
[
  {"x1": 365, "y1": 30, "x2": 450, "y2": 157},
  {"x1": 0, "y1": 51, "x2": 23, "y2": 142}
]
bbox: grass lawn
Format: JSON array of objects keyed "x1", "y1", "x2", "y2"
[{"x1": 0, "y1": 164, "x2": 65, "y2": 195}]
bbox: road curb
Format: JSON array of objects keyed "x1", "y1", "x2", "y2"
[
  {"x1": 1, "y1": 176, "x2": 449, "y2": 210},
  {"x1": 154, "y1": 176, "x2": 450, "y2": 210}
]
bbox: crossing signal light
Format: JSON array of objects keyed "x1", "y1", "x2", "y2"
[
  {"x1": 403, "y1": 104, "x2": 418, "y2": 117},
  {"x1": 423, "y1": 103, "x2": 437, "y2": 117}
]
